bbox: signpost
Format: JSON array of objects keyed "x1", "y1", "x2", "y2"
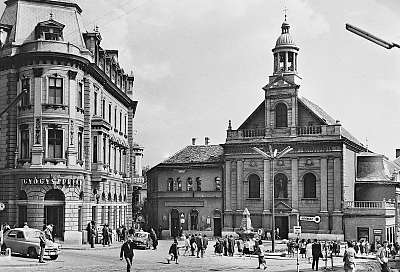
[{"x1": 299, "y1": 215, "x2": 321, "y2": 224}]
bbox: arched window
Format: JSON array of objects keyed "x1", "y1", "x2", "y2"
[
  {"x1": 275, "y1": 103, "x2": 288, "y2": 128},
  {"x1": 187, "y1": 178, "x2": 193, "y2": 191},
  {"x1": 303, "y1": 173, "x2": 317, "y2": 198},
  {"x1": 196, "y1": 177, "x2": 201, "y2": 191},
  {"x1": 44, "y1": 189, "x2": 65, "y2": 201},
  {"x1": 274, "y1": 173, "x2": 288, "y2": 198},
  {"x1": 248, "y1": 174, "x2": 261, "y2": 198},
  {"x1": 176, "y1": 178, "x2": 182, "y2": 191},
  {"x1": 167, "y1": 178, "x2": 174, "y2": 192}
]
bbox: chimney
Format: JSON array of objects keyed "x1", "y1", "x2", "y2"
[
  {"x1": 396, "y1": 149, "x2": 400, "y2": 158},
  {"x1": 205, "y1": 137, "x2": 210, "y2": 146},
  {"x1": 192, "y1": 138, "x2": 196, "y2": 146}
]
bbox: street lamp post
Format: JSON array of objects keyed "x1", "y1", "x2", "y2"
[{"x1": 252, "y1": 145, "x2": 293, "y2": 252}]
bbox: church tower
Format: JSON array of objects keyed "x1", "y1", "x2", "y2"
[{"x1": 264, "y1": 18, "x2": 301, "y2": 137}]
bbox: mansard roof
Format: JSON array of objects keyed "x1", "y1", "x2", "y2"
[
  {"x1": 356, "y1": 152, "x2": 400, "y2": 182},
  {"x1": 160, "y1": 145, "x2": 224, "y2": 165},
  {"x1": 36, "y1": 18, "x2": 65, "y2": 29}
]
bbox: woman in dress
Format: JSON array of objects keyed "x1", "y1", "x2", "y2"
[{"x1": 306, "y1": 239, "x2": 313, "y2": 264}]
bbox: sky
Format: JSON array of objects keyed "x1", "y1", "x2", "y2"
[{"x1": 9, "y1": 0, "x2": 400, "y2": 167}]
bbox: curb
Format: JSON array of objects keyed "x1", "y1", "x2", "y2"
[{"x1": 61, "y1": 244, "x2": 121, "y2": 250}]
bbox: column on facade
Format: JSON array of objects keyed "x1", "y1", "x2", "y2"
[
  {"x1": 291, "y1": 158, "x2": 299, "y2": 210},
  {"x1": 67, "y1": 70, "x2": 78, "y2": 166},
  {"x1": 83, "y1": 78, "x2": 92, "y2": 170},
  {"x1": 237, "y1": 160, "x2": 243, "y2": 211},
  {"x1": 320, "y1": 158, "x2": 328, "y2": 212},
  {"x1": 333, "y1": 158, "x2": 341, "y2": 211},
  {"x1": 225, "y1": 161, "x2": 231, "y2": 211},
  {"x1": 263, "y1": 159, "x2": 271, "y2": 212}
]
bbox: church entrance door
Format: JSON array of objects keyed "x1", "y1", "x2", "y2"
[{"x1": 275, "y1": 216, "x2": 288, "y2": 239}]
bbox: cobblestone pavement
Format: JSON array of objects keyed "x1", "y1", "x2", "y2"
[{"x1": 1, "y1": 240, "x2": 375, "y2": 272}]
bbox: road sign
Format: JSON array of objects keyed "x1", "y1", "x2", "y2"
[
  {"x1": 293, "y1": 226, "x2": 301, "y2": 235},
  {"x1": 257, "y1": 229, "x2": 263, "y2": 236},
  {"x1": 0, "y1": 202, "x2": 5, "y2": 211},
  {"x1": 300, "y1": 215, "x2": 321, "y2": 224}
]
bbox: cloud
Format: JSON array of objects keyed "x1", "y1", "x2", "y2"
[{"x1": 135, "y1": 62, "x2": 172, "y2": 81}]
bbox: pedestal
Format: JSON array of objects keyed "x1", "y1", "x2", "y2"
[{"x1": 31, "y1": 144, "x2": 43, "y2": 166}]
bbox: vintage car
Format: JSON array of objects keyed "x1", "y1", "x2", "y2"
[
  {"x1": 131, "y1": 231, "x2": 152, "y2": 249},
  {"x1": 3, "y1": 228, "x2": 61, "y2": 260}
]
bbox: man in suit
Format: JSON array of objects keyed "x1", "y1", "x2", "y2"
[
  {"x1": 312, "y1": 239, "x2": 322, "y2": 271},
  {"x1": 120, "y1": 235, "x2": 135, "y2": 272}
]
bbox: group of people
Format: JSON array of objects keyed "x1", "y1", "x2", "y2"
[{"x1": 87, "y1": 221, "x2": 141, "y2": 248}]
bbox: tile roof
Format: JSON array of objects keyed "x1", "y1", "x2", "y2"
[
  {"x1": 356, "y1": 153, "x2": 400, "y2": 182},
  {"x1": 161, "y1": 145, "x2": 224, "y2": 165},
  {"x1": 299, "y1": 97, "x2": 364, "y2": 147}
]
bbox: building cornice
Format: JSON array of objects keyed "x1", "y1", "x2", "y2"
[{"x1": 5, "y1": 0, "x2": 82, "y2": 13}]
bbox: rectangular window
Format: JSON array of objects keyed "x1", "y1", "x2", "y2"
[
  {"x1": 20, "y1": 128, "x2": 29, "y2": 159},
  {"x1": 108, "y1": 104, "x2": 112, "y2": 123},
  {"x1": 48, "y1": 77, "x2": 63, "y2": 104},
  {"x1": 78, "y1": 206, "x2": 82, "y2": 232},
  {"x1": 119, "y1": 112, "x2": 122, "y2": 131},
  {"x1": 124, "y1": 115, "x2": 127, "y2": 135},
  {"x1": 113, "y1": 146, "x2": 117, "y2": 170},
  {"x1": 102, "y1": 100, "x2": 105, "y2": 119},
  {"x1": 114, "y1": 107, "x2": 117, "y2": 128},
  {"x1": 108, "y1": 142, "x2": 112, "y2": 170},
  {"x1": 103, "y1": 136, "x2": 106, "y2": 164},
  {"x1": 91, "y1": 206, "x2": 97, "y2": 222},
  {"x1": 93, "y1": 136, "x2": 98, "y2": 163},
  {"x1": 21, "y1": 78, "x2": 30, "y2": 106},
  {"x1": 94, "y1": 91, "x2": 98, "y2": 115},
  {"x1": 77, "y1": 83, "x2": 83, "y2": 108},
  {"x1": 77, "y1": 131, "x2": 83, "y2": 161},
  {"x1": 48, "y1": 129, "x2": 63, "y2": 158},
  {"x1": 119, "y1": 149, "x2": 122, "y2": 172}
]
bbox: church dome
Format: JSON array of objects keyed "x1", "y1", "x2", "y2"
[{"x1": 275, "y1": 22, "x2": 296, "y2": 48}]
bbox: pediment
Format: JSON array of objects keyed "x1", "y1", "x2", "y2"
[
  {"x1": 275, "y1": 201, "x2": 293, "y2": 211},
  {"x1": 37, "y1": 19, "x2": 65, "y2": 29},
  {"x1": 263, "y1": 75, "x2": 298, "y2": 91}
]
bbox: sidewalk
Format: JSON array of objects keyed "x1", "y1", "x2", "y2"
[
  {"x1": 0, "y1": 255, "x2": 48, "y2": 267},
  {"x1": 61, "y1": 242, "x2": 121, "y2": 250}
]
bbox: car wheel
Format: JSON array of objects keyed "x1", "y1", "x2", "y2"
[
  {"x1": 50, "y1": 255, "x2": 58, "y2": 260},
  {"x1": 28, "y1": 247, "x2": 38, "y2": 259}
]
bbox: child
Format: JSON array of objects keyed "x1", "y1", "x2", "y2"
[
  {"x1": 255, "y1": 240, "x2": 267, "y2": 270},
  {"x1": 168, "y1": 238, "x2": 179, "y2": 264}
]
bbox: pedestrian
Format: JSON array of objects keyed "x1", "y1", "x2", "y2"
[
  {"x1": 306, "y1": 239, "x2": 312, "y2": 263},
  {"x1": 44, "y1": 224, "x2": 54, "y2": 242},
  {"x1": 183, "y1": 235, "x2": 190, "y2": 256},
  {"x1": 168, "y1": 238, "x2": 179, "y2": 264},
  {"x1": 190, "y1": 234, "x2": 196, "y2": 256},
  {"x1": 214, "y1": 238, "x2": 222, "y2": 255},
  {"x1": 255, "y1": 240, "x2": 267, "y2": 270},
  {"x1": 377, "y1": 241, "x2": 390, "y2": 272},
  {"x1": 87, "y1": 221, "x2": 96, "y2": 248},
  {"x1": 38, "y1": 226, "x2": 47, "y2": 263},
  {"x1": 149, "y1": 228, "x2": 158, "y2": 249},
  {"x1": 311, "y1": 239, "x2": 322, "y2": 271},
  {"x1": 196, "y1": 233, "x2": 203, "y2": 258},
  {"x1": 237, "y1": 238, "x2": 243, "y2": 254},
  {"x1": 223, "y1": 236, "x2": 228, "y2": 256},
  {"x1": 300, "y1": 239, "x2": 306, "y2": 258},
  {"x1": 102, "y1": 224, "x2": 109, "y2": 247},
  {"x1": 116, "y1": 226, "x2": 121, "y2": 242},
  {"x1": 108, "y1": 225, "x2": 113, "y2": 245},
  {"x1": 121, "y1": 225, "x2": 127, "y2": 242},
  {"x1": 343, "y1": 241, "x2": 356, "y2": 272},
  {"x1": 202, "y1": 234, "x2": 208, "y2": 257},
  {"x1": 228, "y1": 235, "x2": 235, "y2": 256},
  {"x1": 243, "y1": 238, "x2": 250, "y2": 257},
  {"x1": 120, "y1": 235, "x2": 135, "y2": 272}
]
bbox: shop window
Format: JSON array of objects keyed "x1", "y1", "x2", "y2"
[
  {"x1": 274, "y1": 173, "x2": 288, "y2": 198},
  {"x1": 275, "y1": 103, "x2": 288, "y2": 128},
  {"x1": 21, "y1": 78, "x2": 30, "y2": 106},
  {"x1": 48, "y1": 77, "x2": 63, "y2": 104},
  {"x1": 77, "y1": 83, "x2": 83, "y2": 109},
  {"x1": 167, "y1": 178, "x2": 174, "y2": 192},
  {"x1": 47, "y1": 129, "x2": 63, "y2": 159},
  {"x1": 187, "y1": 178, "x2": 193, "y2": 191},
  {"x1": 215, "y1": 177, "x2": 221, "y2": 191},
  {"x1": 248, "y1": 174, "x2": 261, "y2": 198},
  {"x1": 303, "y1": 173, "x2": 316, "y2": 198},
  {"x1": 20, "y1": 127, "x2": 30, "y2": 159},
  {"x1": 177, "y1": 178, "x2": 182, "y2": 191},
  {"x1": 196, "y1": 177, "x2": 201, "y2": 191}
]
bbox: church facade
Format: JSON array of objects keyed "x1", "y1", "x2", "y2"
[{"x1": 222, "y1": 19, "x2": 368, "y2": 240}]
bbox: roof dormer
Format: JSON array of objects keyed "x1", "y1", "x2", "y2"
[{"x1": 35, "y1": 16, "x2": 65, "y2": 41}]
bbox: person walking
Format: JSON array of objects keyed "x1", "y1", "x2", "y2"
[
  {"x1": 183, "y1": 235, "x2": 190, "y2": 256},
  {"x1": 202, "y1": 234, "x2": 208, "y2": 258},
  {"x1": 377, "y1": 241, "x2": 390, "y2": 272},
  {"x1": 228, "y1": 235, "x2": 235, "y2": 256},
  {"x1": 223, "y1": 236, "x2": 228, "y2": 256},
  {"x1": 190, "y1": 234, "x2": 196, "y2": 256},
  {"x1": 102, "y1": 224, "x2": 109, "y2": 247},
  {"x1": 120, "y1": 235, "x2": 135, "y2": 272},
  {"x1": 38, "y1": 226, "x2": 47, "y2": 263},
  {"x1": 87, "y1": 221, "x2": 96, "y2": 248},
  {"x1": 306, "y1": 239, "x2": 313, "y2": 263},
  {"x1": 150, "y1": 228, "x2": 158, "y2": 250},
  {"x1": 255, "y1": 240, "x2": 267, "y2": 270},
  {"x1": 196, "y1": 233, "x2": 203, "y2": 258},
  {"x1": 343, "y1": 241, "x2": 356, "y2": 272},
  {"x1": 168, "y1": 238, "x2": 179, "y2": 264},
  {"x1": 312, "y1": 239, "x2": 322, "y2": 271}
]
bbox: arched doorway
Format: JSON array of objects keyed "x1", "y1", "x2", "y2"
[
  {"x1": 44, "y1": 189, "x2": 65, "y2": 240},
  {"x1": 190, "y1": 209, "x2": 199, "y2": 231},
  {"x1": 213, "y1": 209, "x2": 222, "y2": 237},
  {"x1": 170, "y1": 209, "x2": 180, "y2": 238}
]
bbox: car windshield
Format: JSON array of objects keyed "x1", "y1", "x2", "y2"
[
  {"x1": 25, "y1": 230, "x2": 41, "y2": 239},
  {"x1": 134, "y1": 233, "x2": 147, "y2": 238}
]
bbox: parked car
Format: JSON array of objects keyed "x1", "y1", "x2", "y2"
[
  {"x1": 3, "y1": 228, "x2": 61, "y2": 260},
  {"x1": 131, "y1": 231, "x2": 152, "y2": 249}
]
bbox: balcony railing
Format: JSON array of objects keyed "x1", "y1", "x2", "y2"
[
  {"x1": 297, "y1": 126, "x2": 322, "y2": 135},
  {"x1": 344, "y1": 201, "x2": 395, "y2": 209}
]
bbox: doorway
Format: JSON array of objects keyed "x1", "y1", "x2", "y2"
[
  {"x1": 44, "y1": 189, "x2": 65, "y2": 240},
  {"x1": 170, "y1": 209, "x2": 180, "y2": 238},
  {"x1": 213, "y1": 218, "x2": 222, "y2": 237},
  {"x1": 275, "y1": 216, "x2": 289, "y2": 239}
]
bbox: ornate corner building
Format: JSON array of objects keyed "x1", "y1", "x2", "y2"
[{"x1": 0, "y1": 0, "x2": 144, "y2": 244}]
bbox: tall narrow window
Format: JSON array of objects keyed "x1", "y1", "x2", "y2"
[
  {"x1": 187, "y1": 178, "x2": 193, "y2": 191},
  {"x1": 108, "y1": 142, "x2": 112, "y2": 170},
  {"x1": 113, "y1": 146, "x2": 117, "y2": 170},
  {"x1": 93, "y1": 136, "x2": 98, "y2": 163},
  {"x1": 177, "y1": 178, "x2": 182, "y2": 191},
  {"x1": 77, "y1": 130, "x2": 83, "y2": 161},
  {"x1": 119, "y1": 112, "x2": 122, "y2": 131},
  {"x1": 215, "y1": 177, "x2": 221, "y2": 191},
  {"x1": 108, "y1": 104, "x2": 112, "y2": 123},
  {"x1": 20, "y1": 127, "x2": 29, "y2": 159},
  {"x1": 275, "y1": 103, "x2": 288, "y2": 128},
  {"x1": 248, "y1": 174, "x2": 261, "y2": 198},
  {"x1": 94, "y1": 90, "x2": 98, "y2": 115},
  {"x1": 102, "y1": 99, "x2": 105, "y2": 119},
  {"x1": 114, "y1": 107, "x2": 117, "y2": 128},
  {"x1": 167, "y1": 178, "x2": 174, "y2": 192},
  {"x1": 21, "y1": 78, "x2": 30, "y2": 106},
  {"x1": 274, "y1": 173, "x2": 288, "y2": 198},
  {"x1": 48, "y1": 78, "x2": 63, "y2": 104},
  {"x1": 103, "y1": 136, "x2": 106, "y2": 164},
  {"x1": 77, "y1": 83, "x2": 83, "y2": 109},
  {"x1": 303, "y1": 173, "x2": 317, "y2": 198},
  {"x1": 196, "y1": 177, "x2": 201, "y2": 191},
  {"x1": 48, "y1": 129, "x2": 63, "y2": 158},
  {"x1": 124, "y1": 115, "x2": 127, "y2": 135},
  {"x1": 119, "y1": 149, "x2": 122, "y2": 172}
]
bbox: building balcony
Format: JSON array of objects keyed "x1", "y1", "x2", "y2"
[
  {"x1": 344, "y1": 201, "x2": 396, "y2": 216},
  {"x1": 91, "y1": 116, "x2": 111, "y2": 131},
  {"x1": 226, "y1": 125, "x2": 341, "y2": 141}
]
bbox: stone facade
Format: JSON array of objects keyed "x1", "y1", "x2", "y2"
[{"x1": 0, "y1": 0, "x2": 143, "y2": 244}]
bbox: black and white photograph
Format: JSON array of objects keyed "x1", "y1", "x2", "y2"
[{"x1": 0, "y1": 0, "x2": 400, "y2": 271}]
